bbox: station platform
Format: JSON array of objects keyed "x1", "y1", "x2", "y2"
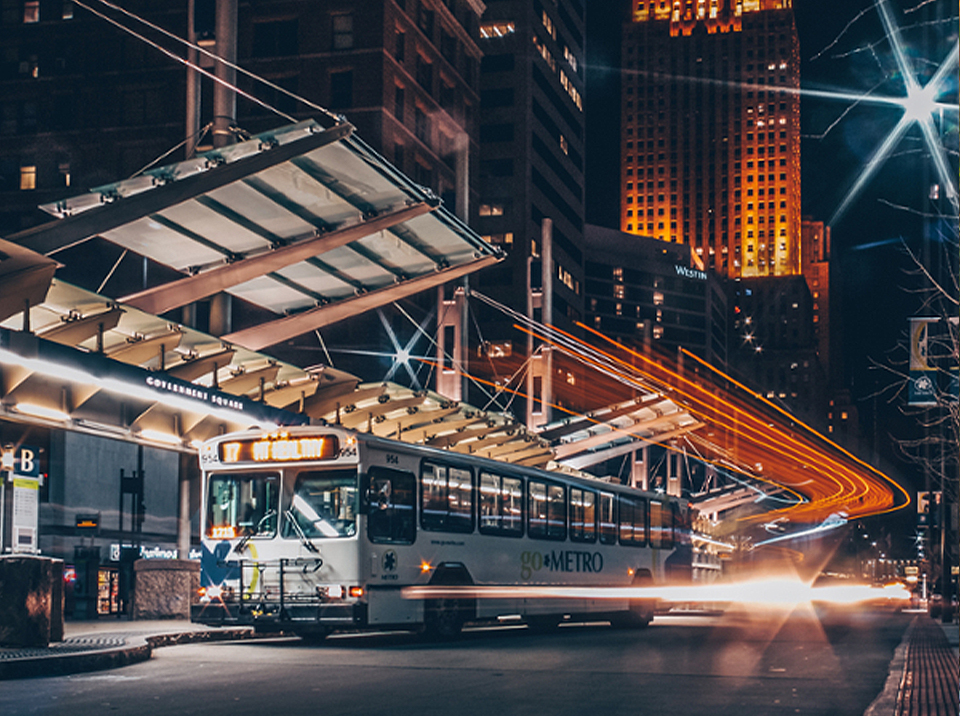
[
  {"x1": 1, "y1": 612, "x2": 957, "y2": 716},
  {"x1": 0, "y1": 617, "x2": 258, "y2": 680}
]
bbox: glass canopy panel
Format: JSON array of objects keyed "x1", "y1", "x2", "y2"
[
  {"x1": 271, "y1": 263, "x2": 353, "y2": 297},
  {"x1": 400, "y1": 213, "x2": 480, "y2": 261},
  {"x1": 203, "y1": 182, "x2": 320, "y2": 243},
  {"x1": 352, "y1": 229, "x2": 436, "y2": 276},
  {"x1": 308, "y1": 246, "x2": 394, "y2": 288},
  {"x1": 157, "y1": 201, "x2": 271, "y2": 256},
  {"x1": 248, "y1": 162, "x2": 365, "y2": 230},
  {"x1": 298, "y1": 141, "x2": 418, "y2": 213},
  {"x1": 102, "y1": 218, "x2": 225, "y2": 270},
  {"x1": 227, "y1": 275, "x2": 318, "y2": 314}
]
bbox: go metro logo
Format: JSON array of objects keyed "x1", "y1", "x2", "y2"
[{"x1": 520, "y1": 550, "x2": 604, "y2": 580}]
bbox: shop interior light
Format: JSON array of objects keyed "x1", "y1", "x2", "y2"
[{"x1": 13, "y1": 402, "x2": 70, "y2": 421}]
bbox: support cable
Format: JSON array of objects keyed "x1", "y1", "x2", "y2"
[
  {"x1": 97, "y1": 249, "x2": 128, "y2": 294},
  {"x1": 72, "y1": 0, "x2": 298, "y2": 123},
  {"x1": 88, "y1": 0, "x2": 342, "y2": 125}
]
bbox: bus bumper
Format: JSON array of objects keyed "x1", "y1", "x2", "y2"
[{"x1": 191, "y1": 601, "x2": 367, "y2": 630}]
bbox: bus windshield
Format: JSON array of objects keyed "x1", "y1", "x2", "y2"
[
  {"x1": 284, "y1": 469, "x2": 358, "y2": 539},
  {"x1": 207, "y1": 472, "x2": 279, "y2": 540}
]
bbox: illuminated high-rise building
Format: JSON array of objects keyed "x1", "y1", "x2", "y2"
[{"x1": 619, "y1": 0, "x2": 801, "y2": 279}]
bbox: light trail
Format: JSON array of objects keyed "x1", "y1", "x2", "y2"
[
  {"x1": 565, "y1": 323, "x2": 901, "y2": 522},
  {"x1": 401, "y1": 578, "x2": 911, "y2": 609},
  {"x1": 463, "y1": 317, "x2": 906, "y2": 526}
]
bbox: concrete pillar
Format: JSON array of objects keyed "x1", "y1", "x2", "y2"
[
  {"x1": 132, "y1": 559, "x2": 199, "y2": 620},
  {"x1": 209, "y1": 292, "x2": 232, "y2": 337},
  {"x1": 212, "y1": 0, "x2": 237, "y2": 149},
  {"x1": 435, "y1": 286, "x2": 464, "y2": 402},
  {"x1": 631, "y1": 446, "x2": 649, "y2": 491},
  {"x1": 540, "y1": 218, "x2": 553, "y2": 426},
  {"x1": 185, "y1": 0, "x2": 201, "y2": 160},
  {"x1": 667, "y1": 448, "x2": 682, "y2": 497},
  {"x1": 177, "y1": 453, "x2": 191, "y2": 561}
]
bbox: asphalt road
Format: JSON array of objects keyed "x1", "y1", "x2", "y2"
[{"x1": 0, "y1": 607, "x2": 911, "y2": 716}]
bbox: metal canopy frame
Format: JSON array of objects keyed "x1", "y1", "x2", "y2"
[{"x1": 8, "y1": 119, "x2": 502, "y2": 353}]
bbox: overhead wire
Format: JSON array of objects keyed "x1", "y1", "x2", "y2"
[
  {"x1": 86, "y1": 0, "x2": 343, "y2": 125},
  {"x1": 129, "y1": 122, "x2": 213, "y2": 179},
  {"x1": 71, "y1": 0, "x2": 299, "y2": 123}
]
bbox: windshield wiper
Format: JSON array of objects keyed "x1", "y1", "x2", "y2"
[
  {"x1": 284, "y1": 508, "x2": 320, "y2": 554},
  {"x1": 234, "y1": 509, "x2": 276, "y2": 554}
]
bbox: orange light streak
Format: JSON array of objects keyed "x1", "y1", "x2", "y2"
[{"x1": 520, "y1": 321, "x2": 905, "y2": 524}]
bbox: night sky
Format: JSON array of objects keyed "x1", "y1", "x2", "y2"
[{"x1": 583, "y1": 0, "x2": 958, "y2": 512}]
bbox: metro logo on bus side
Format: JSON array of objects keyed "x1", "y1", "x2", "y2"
[{"x1": 521, "y1": 550, "x2": 603, "y2": 580}]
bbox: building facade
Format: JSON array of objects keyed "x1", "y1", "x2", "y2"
[
  {"x1": 469, "y1": 0, "x2": 587, "y2": 424},
  {"x1": 619, "y1": 0, "x2": 801, "y2": 280},
  {"x1": 583, "y1": 224, "x2": 728, "y2": 368}
]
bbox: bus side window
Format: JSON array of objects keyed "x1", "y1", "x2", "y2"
[
  {"x1": 650, "y1": 500, "x2": 673, "y2": 549},
  {"x1": 598, "y1": 492, "x2": 617, "y2": 545},
  {"x1": 479, "y1": 472, "x2": 523, "y2": 537},
  {"x1": 619, "y1": 495, "x2": 647, "y2": 546},
  {"x1": 569, "y1": 487, "x2": 596, "y2": 543},
  {"x1": 528, "y1": 479, "x2": 565, "y2": 541},
  {"x1": 421, "y1": 462, "x2": 474, "y2": 533},
  {"x1": 367, "y1": 467, "x2": 416, "y2": 544}
]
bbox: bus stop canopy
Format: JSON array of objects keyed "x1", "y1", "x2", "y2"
[{"x1": 8, "y1": 119, "x2": 502, "y2": 352}]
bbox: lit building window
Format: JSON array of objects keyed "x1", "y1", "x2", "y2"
[
  {"x1": 480, "y1": 21, "x2": 515, "y2": 38},
  {"x1": 541, "y1": 10, "x2": 556, "y2": 39},
  {"x1": 20, "y1": 165, "x2": 37, "y2": 190},
  {"x1": 532, "y1": 35, "x2": 556, "y2": 71},
  {"x1": 23, "y1": 0, "x2": 39, "y2": 22},
  {"x1": 479, "y1": 204, "x2": 504, "y2": 216}
]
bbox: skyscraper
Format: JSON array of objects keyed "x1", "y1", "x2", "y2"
[
  {"x1": 472, "y1": 0, "x2": 586, "y2": 425},
  {"x1": 619, "y1": 0, "x2": 801, "y2": 279}
]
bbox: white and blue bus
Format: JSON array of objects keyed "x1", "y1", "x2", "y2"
[{"x1": 191, "y1": 426, "x2": 693, "y2": 639}]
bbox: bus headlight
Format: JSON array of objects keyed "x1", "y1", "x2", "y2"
[{"x1": 199, "y1": 585, "x2": 235, "y2": 603}]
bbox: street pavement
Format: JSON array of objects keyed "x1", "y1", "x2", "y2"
[{"x1": 0, "y1": 610, "x2": 956, "y2": 716}]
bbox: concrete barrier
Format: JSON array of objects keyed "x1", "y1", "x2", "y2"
[
  {"x1": 132, "y1": 559, "x2": 199, "y2": 620},
  {"x1": 0, "y1": 555, "x2": 64, "y2": 647}
]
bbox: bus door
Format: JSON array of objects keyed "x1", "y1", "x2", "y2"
[{"x1": 365, "y1": 466, "x2": 418, "y2": 626}]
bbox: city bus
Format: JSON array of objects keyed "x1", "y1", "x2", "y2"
[{"x1": 191, "y1": 426, "x2": 693, "y2": 639}]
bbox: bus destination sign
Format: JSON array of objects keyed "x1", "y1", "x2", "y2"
[{"x1": 219, "y1": 434, "x2": 340, "y2": 464}]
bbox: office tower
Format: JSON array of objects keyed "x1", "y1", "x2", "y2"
[
  {"x1": 619, "y1": 0, "x2": 801, "y2": 279},
  {"x1": 472, "y1": 0, "x2": 586, "y2": 425},
  {"x1": 583, "y1": 224, "x2": 728, "y2": 368}
]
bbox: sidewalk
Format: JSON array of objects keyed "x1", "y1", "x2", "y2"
[
  {"x1": 0, "y1": 616, "x2": 260, "y2": 680},
  {"x1": 865, "y1": 614, "x2": 959, "y2": 716}
]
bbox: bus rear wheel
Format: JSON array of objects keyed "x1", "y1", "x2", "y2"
[
  {"x1": 424, "y1": 598, "x2": 464, "y2": 640},
  {"x1": 610, "y1": 602, "x2": 654, "y2": 629}
]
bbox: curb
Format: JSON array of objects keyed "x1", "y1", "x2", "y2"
[
  {"x1": 863, "y1": 618, "x2": 912, "y2": 716},
  {"x1": 0, "y1": 628, "x2": 262, "y2": 680}
]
